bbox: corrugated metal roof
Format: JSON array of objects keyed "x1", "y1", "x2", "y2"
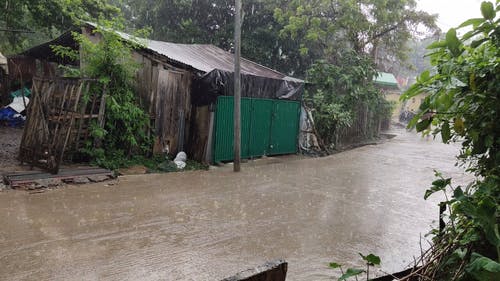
[
  {"x1": 374, "y1": 72, "x2": 399, "y2": 88},
  {"x1": 19, "y1": 22, "x2": 304, "y2": 83},
  {"x1": 109, "y1": 25, "x2": 302, "y2": 82}
]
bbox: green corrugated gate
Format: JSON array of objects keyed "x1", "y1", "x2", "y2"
[{"x1": 213, "y1": 96, "x2": 301, "y2": 163}]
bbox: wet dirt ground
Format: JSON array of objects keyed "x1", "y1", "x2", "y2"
[
  {"x1": 0, "y1": 126, "x2": 23, "y2": 173},
  {"x1": 0, "y1": 129, "x2": 470, "y2": 280}
]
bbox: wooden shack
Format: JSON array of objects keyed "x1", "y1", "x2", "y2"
[{"x1": 18, "y1": 23, "x2": 304, "y2": 164}]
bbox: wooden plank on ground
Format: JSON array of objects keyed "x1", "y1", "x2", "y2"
[{"x1": 3, "y1": 167, "x2": 114, "y2": 188}]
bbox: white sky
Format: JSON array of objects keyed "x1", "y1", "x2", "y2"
[{"x1": 417, "y1": 0, "x2": 483, "y2": 31}]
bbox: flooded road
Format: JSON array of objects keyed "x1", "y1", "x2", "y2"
[{"x1": 0, "y1": 129, "x2": 469, "y2": 280}]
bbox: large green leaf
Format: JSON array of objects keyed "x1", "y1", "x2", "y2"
[
  {"x1": 445, "y1": 28, "x2": 462, "y2": 56},
  {"x1": 416, "y1": 118, "x2": 431, "y2": 132},
  {"x1": 465, "y1": 253, "x2": 500, "y2": 280},
  {"x1": 424, "y1": 178, "x2": 451, "y2": 199},
  {"x1": 338, "y1": 268, "x2": 365, "y2": 281},
  {"x1": 458, "y1": 18, "x2": 486, "y2": 28},
  {"x1": 481, "y1": 1, "x2": 496, "y2": 20},
  {"x1": 476, "y1": 197, "x2": 500, "y2": 247},
  {"x1": 441, "y1": 121, "x2": 451, "y2": 143},
  {"x1": 359, "y1": 253, "x2": 381, "y2": 266}
]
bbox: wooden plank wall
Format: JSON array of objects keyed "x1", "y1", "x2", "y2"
[
  {"x1": 153, "y1": 68, "x2": 192, "y2": 155},
  {"x1": 186, "y1": 105, "x2": 211, "y2": 162},
  {"x1": 335, "y1": 103, "x2": 382, "y2": 148},
  {"x1": 133, "y1": 52, "x2": 193, "y2": 156}
]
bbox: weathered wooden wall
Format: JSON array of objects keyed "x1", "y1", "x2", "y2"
[
  {"x1": 186, "y1": 105, "x2": 211, "y2": 162},
  {"x1": 334, "y1": 103, "x2": 385, "y2": 148},
  {"x1": 132, "y1": 51, "x2": 193, "y2": 156},
  {"x1": 8, "y1": 56, "x2": 58, "y2": 81}
]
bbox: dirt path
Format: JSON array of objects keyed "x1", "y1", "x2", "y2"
[
  {"x1": 0, "y1": 126, "x2": 23, "y2": 173},
  {"x1": 0, "y1": 129, "x2": 470, "y2": 280}
]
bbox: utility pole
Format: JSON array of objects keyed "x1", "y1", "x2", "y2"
[{"x1": 233, "y1": 0, "x2": 242, "y2": 172}]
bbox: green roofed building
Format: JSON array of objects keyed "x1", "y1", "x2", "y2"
[
  {"x1": 374, "y1": 72, "x2": 399, "y2": 89},
  {"x1": 374, "y1": 71, "x2": 401, "y2": 120}
]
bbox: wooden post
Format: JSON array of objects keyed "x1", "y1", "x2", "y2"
[{"x1": 233, "y1": 0, "x2": 242, "y2": 172}]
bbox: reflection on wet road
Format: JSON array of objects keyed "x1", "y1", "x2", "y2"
[{"x1": 0, "y1": 129, "x2": 469, "y2": 280}]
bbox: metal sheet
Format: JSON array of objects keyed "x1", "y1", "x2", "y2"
[
  {"x1": 213, "y1": 96, "x2": 300, "y2": 163},
  {"x1": 269, "y1": 101, "x2": 301, "y2": 155},
  {"x1": 248, "y1": 99, "x2": 273, "y2": 158}
]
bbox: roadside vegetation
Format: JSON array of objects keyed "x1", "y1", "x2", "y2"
[{"x1": 401, "y1": 1, "x2": 500, "y2": 279}]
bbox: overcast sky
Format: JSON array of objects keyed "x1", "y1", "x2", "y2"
[{"x1": 417, "y1": 0, "x2": 483, "y2": 31}]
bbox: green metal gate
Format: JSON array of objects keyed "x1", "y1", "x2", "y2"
[{"x1": 213, "y1": 96, "x2": 301, "y2": 163}]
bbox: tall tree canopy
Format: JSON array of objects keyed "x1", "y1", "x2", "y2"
[
  {"x1": 274, "y1": 0, "x2": 438, "y2": 75},
  {"x1": 0, "y1": 0, "x2": 119, "y2": 53}
]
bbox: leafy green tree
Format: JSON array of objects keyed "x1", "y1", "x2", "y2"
[
  {"x1": 402, "y1": 1, "x2": 500, "y2": 279},
  {"x1": 0, "y1": 0, "x2": 119, "y2": 53},
  {"x1": 305, "y1": 51, "x2": 392, "y2": 148},
  {"x1": 274, "y1": 0, "x2": 437, "y2": 74}
]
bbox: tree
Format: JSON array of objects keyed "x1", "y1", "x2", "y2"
[
  {"x1": 304, "y1": 51, "x2": 393, "y2": 149},
  {"x1": 0, "y1": 0, "x2": 119, "y2": 53},
  {"x1": 274, "y1": 0, "x2": 438, "y2": 74},
  {"x1": 401, "y1": 1, "x2": 499, "y2": 279}
]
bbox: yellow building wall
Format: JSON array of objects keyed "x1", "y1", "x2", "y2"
[
  {"x1": 403, "y1": 93, "x2": 428, "y2": 113},
  {"x1": 384, "y1": 92, "x2": 401, "y2": 119}
]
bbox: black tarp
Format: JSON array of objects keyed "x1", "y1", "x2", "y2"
[{"x1": 191, "y1": 69, "x2": 303, "y2": 106}]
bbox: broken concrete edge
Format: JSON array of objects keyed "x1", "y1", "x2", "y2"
[
  {"x1": 5, "y1": 174, "x2": 116, "y2": 190},
  {"x1": 221, "y1": 260, "x2": 287, "y2": 281}
]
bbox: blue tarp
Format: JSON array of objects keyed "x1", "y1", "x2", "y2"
[{"x1": 0, "y1": 107, "x2": 25, "y2": 127}]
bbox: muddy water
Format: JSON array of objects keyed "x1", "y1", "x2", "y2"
[{"x1": 0, "y1": 129, "x2": 470, "y2": 281}]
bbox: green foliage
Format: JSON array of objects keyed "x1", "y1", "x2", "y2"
[
  {"x1": 0, "y1": 0, "x2": 119, "y2": 54},
  {"x1": 54, "y1": 20, "x2": 152, "y2": 170},
  {"x1": 330, "y1": 253, "x2": 381, "y2": 280},
  {"x1": 305, "y1": 52, "x2": 392, "y2": 148},
  {"x1": 401, "y1": 1, "x2": 500, "y2": 279},
  {"x1": 113, "y1": 0, "x2": 436, "y2": 77},
  {"x1": 359, "y1": 253, "x2": 381, "y2": 266},
  {"x1": 274, "y1": 0, "x2": 437, "y2": 74},
  {"x1": 339, "y1": 268, "x2": 364, "y2": 281}
]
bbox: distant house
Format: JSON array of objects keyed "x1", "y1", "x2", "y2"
[
  {"x1": 0, "y1": 51, "x2": 7, "y2": 75},
  {"x1": 16, "y1": 23, "x2": 304, "y2": 164},
  {"x1": 0, "y1": 51, "x2": 7, "y2": 100},
  {"x1": 374, "y1": 71, "x2": 401, "y2": 120}
]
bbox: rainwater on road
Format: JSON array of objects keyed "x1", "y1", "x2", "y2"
[{"x1": 0, "y1": 129, "x2": 470, "y2": 280}]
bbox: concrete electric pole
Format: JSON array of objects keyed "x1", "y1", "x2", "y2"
[{"x1": 233, "y1": 0, "x2": 242, "y2": 172}]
